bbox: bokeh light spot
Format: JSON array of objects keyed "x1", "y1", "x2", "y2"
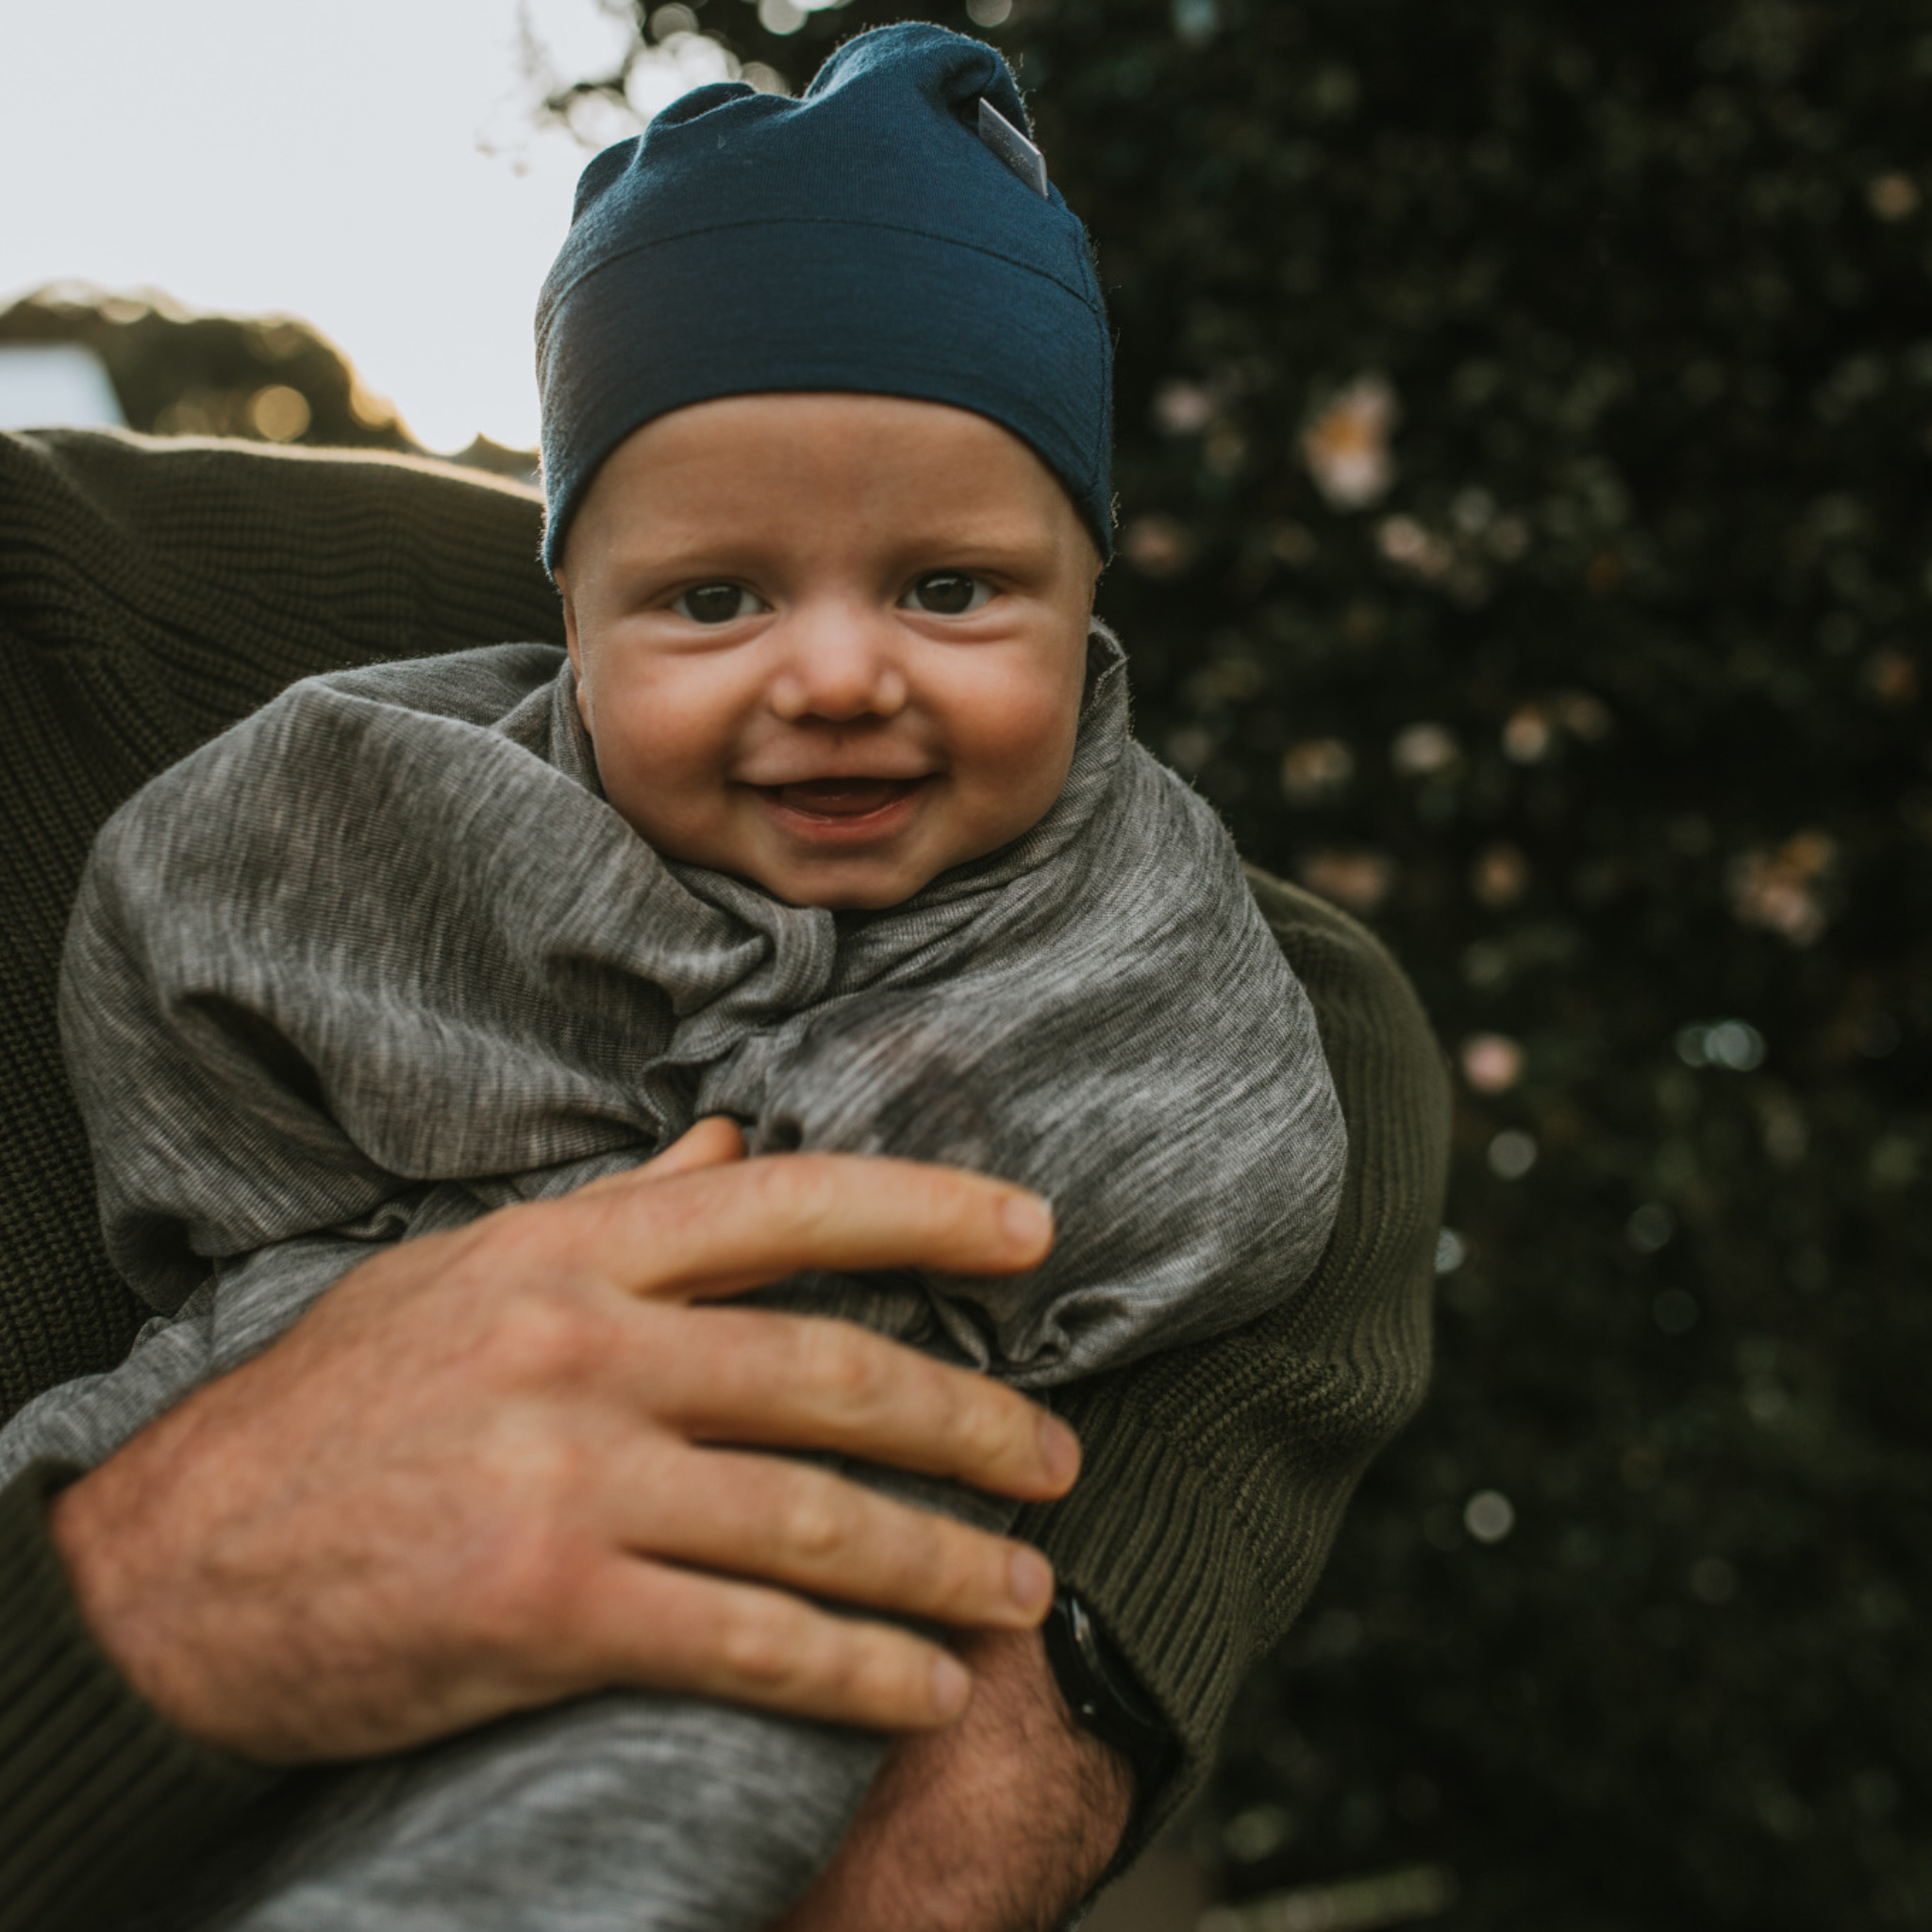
[
  {"x1": 1462, "y1": 1034, "x2": 1524, "y2": 1094},
  {"x1": 1464, "y1": 1491, "x2": 1515, "y2": 1542},
  {"x1": 247, "y1": 384, "x2": 310, "y2": 441},
  {"x1": 1172, "y1": 0, "x2": 1220, "y2": 47},
  {"x1": 1302, "y1": 374, "x2": 1398, "y2": 509},
  {"x1": 1123, "y1": 512, "x2": 1193, "y2": 578},
  {"x1": 1502, "y1": 704, "x2": 1553, "y2": 763},
  {"x1": 1487, "y1": 1129, "x2": 1537, "y2": 1179},
  {"x1": 1280, "y1": 737, "x2": 1355, "y2": 803},
  {"x1": 1298, "y1": 848, "x2": 1396, "y2": 915},
  {"x1": 1867, "y1": 172, "x2": 1922, "y2": 221},
  {"x1": 1390, "y1": 722, "x2": 1458, "y2": 778},
  {"x1": 1470, "y1": 841, "x2": 1528, "y2": 908},
  {"x1": 1674, "y1": 1019, "x2": 1766, "y2": 1071},
  {"x1": 1223, "y1": 1803, "x2": 1295, "y2": 1864}
]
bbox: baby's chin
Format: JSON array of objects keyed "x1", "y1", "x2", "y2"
[
  {"x1": 735, "y1": 831, "x2": 1008, "y2": 910},
  {"x1": 741, "y1": 857, "x2": 946, "y2": 911}
]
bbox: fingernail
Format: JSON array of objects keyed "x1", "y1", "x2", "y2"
[
  {"x1": 1009, "y1": 1544, "x2": 1054, "y2": 1613},
  {"x1": 1002, "y1": 1191, "x2": 1055, "y2": 1252},
  {"x1": 931, "y1": 1652, "x2": 972, "y2": 1717},
  {"x1": 1038, "y1": 1413, "x2": 1080, "y2": 1488}
]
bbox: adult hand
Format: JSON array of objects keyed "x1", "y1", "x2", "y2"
[
  {"x1": 774, "y1": 1627, "x2": 1135, "y2": 1932},
  {"x1": 48, "y1": 1121, "x2": 1078, "y2": 1765}
]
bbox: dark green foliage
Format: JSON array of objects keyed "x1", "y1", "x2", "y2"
[{"x1": 729, "y1": 1, "x2": 1932, "y2": 1924}]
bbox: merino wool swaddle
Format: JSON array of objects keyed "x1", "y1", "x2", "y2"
[{"x1": 8, "y1": 625, "x2": 1345, "y2": 1932}]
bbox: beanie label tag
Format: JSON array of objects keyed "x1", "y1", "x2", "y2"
[{"x1": 977, "y1": 97, "x2": 1049, "y2": 198}]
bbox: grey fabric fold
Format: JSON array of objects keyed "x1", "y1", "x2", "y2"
[{"x1": 7, "y1": 625, "x2": 1346, "y2": 1931}]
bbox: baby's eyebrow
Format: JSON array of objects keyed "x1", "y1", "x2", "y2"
[{"x1": 598, "y1": 542, "x2": 751, "y2": 581}]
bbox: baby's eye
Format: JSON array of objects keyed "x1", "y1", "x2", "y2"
[
  {"x1": 674, "y1": 583, "x2": 763, "y2": 625},
  {"x1": 902, "y1": 573, "x2": 992, "y2": 616}
]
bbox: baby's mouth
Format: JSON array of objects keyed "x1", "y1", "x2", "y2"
[{"x1": 762, "y1": 777, "x2": 924, "y2": 819}]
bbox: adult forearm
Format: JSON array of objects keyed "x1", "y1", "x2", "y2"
[{"x1": 774, "y1": 1628, "x2": 1132, "y2": 1932}]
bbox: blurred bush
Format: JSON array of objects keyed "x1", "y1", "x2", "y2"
[
  {"x1": 0, "y1": 290, "x2": 539, "y2": 481},
  {"x1": 0, "y1": 288, "x2": 414, "y2": 450},
  {"x1": 713, "y1": 1, "x2": 1931, "y2": 1924}
]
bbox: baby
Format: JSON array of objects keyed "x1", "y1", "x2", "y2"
[{"x1": 4, "y1": 25, "x2": 1346, "y2": 1932}]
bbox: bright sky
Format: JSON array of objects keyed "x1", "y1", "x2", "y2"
[{"x1": 0, "y1": 1, "x2": 740, "y2": 452}]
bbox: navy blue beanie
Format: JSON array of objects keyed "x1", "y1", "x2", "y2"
[{"x1": 536, "y1": 23, "x2": 1113, "y2": 573}]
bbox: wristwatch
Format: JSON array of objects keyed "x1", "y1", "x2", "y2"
[{"x1": 1041, "y1": 1588, "x2": 1175, "y2": 1791}]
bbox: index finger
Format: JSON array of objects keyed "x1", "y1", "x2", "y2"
[{"x1": 561, "y1": 1153, "x2": 1056, "y2": 1305}]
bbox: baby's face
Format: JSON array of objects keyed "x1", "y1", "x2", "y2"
[{"x1": 557, "y1": 393, "x2": 1100, "y2": 909}]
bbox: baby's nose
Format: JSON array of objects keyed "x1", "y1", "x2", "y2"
[{"x1": 766, "y1": 612, "x2": 909, "y2": 722}]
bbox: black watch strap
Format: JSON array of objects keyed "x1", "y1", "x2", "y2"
[{"x1": 1041, "y1": 1588, "x2": 1174, "y2": 1790}]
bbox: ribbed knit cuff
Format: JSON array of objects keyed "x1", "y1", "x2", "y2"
[
  {"x1": 1016, "y1": 1378, "x2": 1257, "y2": 1867},
  {"x1": 0, "y1": 1462, "x2": 283, "y2": 1932}
]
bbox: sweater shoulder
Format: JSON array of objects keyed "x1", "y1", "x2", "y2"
[{"x1": 1243, "y1": 866, "x2": 1439, "y2": 1070}]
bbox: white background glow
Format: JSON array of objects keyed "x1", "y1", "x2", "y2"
[{"x1": 0, "y1": 1, "x2": 660, "y2": 452}]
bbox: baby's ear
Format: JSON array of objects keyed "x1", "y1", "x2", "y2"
[{"x1": 556, "y1": 574, "x2": 591, "y2": 716}]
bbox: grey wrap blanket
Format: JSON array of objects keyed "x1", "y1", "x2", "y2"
[
  {"x1": 10, "y1": 626, "x2": 1345, "y2": 1932},
  {"x1": 60, "y1": 627, "x2": 1342, "y2": 1381}
]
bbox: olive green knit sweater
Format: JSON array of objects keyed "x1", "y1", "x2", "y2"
[{"x1": 0, "y1": 428, "x2": 1446, "y2": 1931}]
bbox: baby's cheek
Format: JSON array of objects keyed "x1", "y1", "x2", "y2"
[
  {"x1": 983, "y1": 686, "x2": 1081, "y2": 796},
  {"x1": 593, "y1": 715, "x2": 705, "y2": 848}
]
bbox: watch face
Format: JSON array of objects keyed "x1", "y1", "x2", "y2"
[{"x1": 1044, "y1": 1590, "x2": 1174, "y2": 1783}]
